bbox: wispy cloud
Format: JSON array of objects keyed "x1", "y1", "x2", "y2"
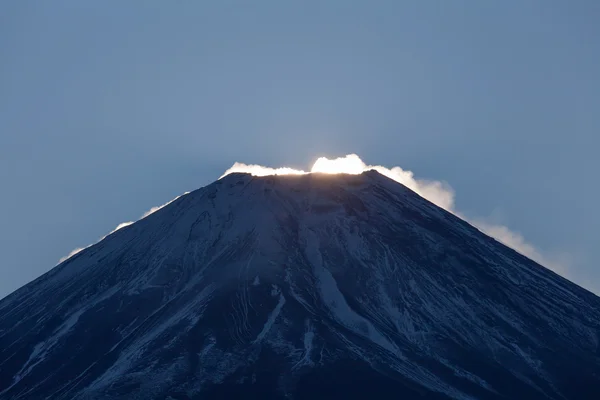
[
  {"x1": 220, "y1": 162, "x2": 306, "y2": 178},
  {"x1": 58, "y1": 247, "x2": 85, "y2": 263}
]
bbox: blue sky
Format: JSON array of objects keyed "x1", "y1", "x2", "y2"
[{"x1": 1, "y1": 1, "x2": 599, "y2": 298}]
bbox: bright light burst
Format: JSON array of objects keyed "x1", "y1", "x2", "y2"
[{"x1": 310, "y1": 154, "x2": 366, "y2": 174}]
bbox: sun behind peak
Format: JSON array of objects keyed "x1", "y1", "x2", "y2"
[{"x1": 310, "y1": 154, "x2": 365, "y2": 175}]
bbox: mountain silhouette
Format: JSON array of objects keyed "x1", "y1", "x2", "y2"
[{"x1": 1, "y1": 171, "x2": 599, "y2": 399}]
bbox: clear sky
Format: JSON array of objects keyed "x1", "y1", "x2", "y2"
[{"x1": 1, "y1": 1, "x2": 599, "y2": 299}]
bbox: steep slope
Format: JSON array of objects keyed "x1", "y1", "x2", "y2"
[{"x1": 0, "y1": 171, "x2": 599, "y2": 399}]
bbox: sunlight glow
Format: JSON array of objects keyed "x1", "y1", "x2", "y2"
[{"x1": 310, "y1": 154, "x2": 366, "y2": 174}]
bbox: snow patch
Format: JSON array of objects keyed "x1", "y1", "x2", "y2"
[{"x1": 253, "y1": 293, "x2": 286, "y2": 343}]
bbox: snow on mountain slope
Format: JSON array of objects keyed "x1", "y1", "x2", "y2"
[{"x1": 0, "y1": 171, "x2": 599, "y2": 399}]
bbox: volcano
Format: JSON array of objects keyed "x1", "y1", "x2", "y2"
[{"x1": 0, "y1": 171, "x2": 599, "y2": 399}]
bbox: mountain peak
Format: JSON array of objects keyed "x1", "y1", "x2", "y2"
[{"x1": 1, "y1": 172, "x2": 599, "y2": 399}]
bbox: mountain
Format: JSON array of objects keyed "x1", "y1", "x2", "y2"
[{"x1": 1, "y1": 171, "x2": 599, "y2": 399}]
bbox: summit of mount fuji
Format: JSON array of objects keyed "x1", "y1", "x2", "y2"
[{"x1": 1, "y1": 166, "x2": 599, "y2": 399}]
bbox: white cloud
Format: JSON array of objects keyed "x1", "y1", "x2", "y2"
[
  {"x1": 58, "y1": 247, "x2": 85, "y2": 263},
  {"x1": 140, "y1": 192, "x2": 189, "y2": 219},
  {"x1": 108, "y1": 221, "x2": 134, "y2": 235},
  {"x1": 220, "y1": 162, "x2": 306, "y2": 178},
  {"x1": 141, "y1": 206, "x2": 161, "y2": 218}
]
